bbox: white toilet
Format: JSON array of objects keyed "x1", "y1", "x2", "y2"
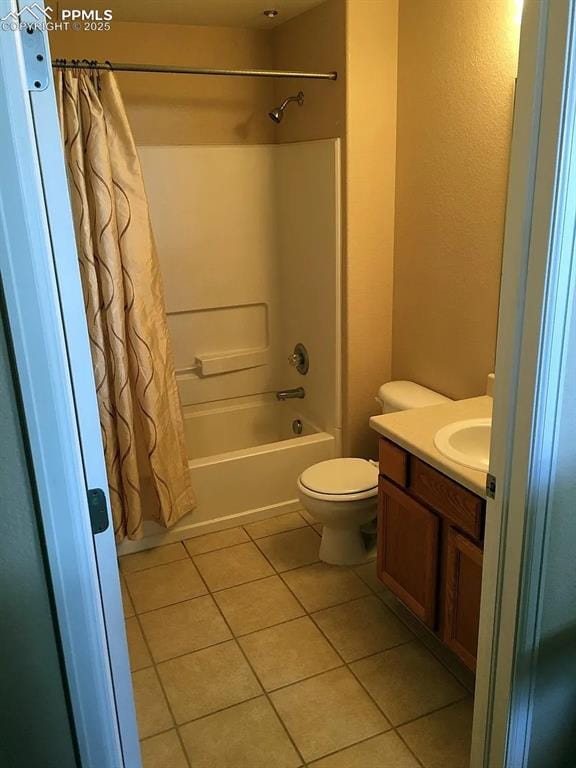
[{"x1": 297, "y1": 381, "x2": 451, "y2": 566}]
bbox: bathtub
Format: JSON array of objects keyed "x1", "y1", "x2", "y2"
[{"x1": 118, "y1": 395, "x2": 337, "y2": 554}]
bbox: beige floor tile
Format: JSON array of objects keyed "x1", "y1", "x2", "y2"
[
  {"x1": 121, "y1": 578, "x2": 135, "y2": 618},
  {"x1": 214, "y1": 576, "x2": 304, "y2": 636},
  {"x1": 184, "y1": 527, "x2": 249, "y2": 556},
  {"x1": 239, "y1": 616, "x2": 342, "y2": 691},
  {"x1": 140, "y1": 730, "x2": 189, "y2": 768},
  {"x1": 193, "y1": 542, "x2": 274, "y2": 591},
  {"x1": 312, "y1": 595, "x2": 413, "y2": 662},
  {"x1": 309, "y1": 731, "x2": 421, "y2": 767},
  {"x1": 399, "y1": 699, "x2": 474, "y2": 768},
  {"x1": 125, "y1": 559, "x2": 207, "y2": 613},
  {"x1": 375, "y1": 589, "x2": 476, "y2": 692},
  {"x1": 353, "y1": 561, "x2": 387, "y2": 595},
  {"x1": 139, "y1": 595, "x2": 231, "y2": 662},
  {"x1": 132, "y1": 668, "x2": 173, "y2": 739},
  {"x1": 125, "y1": 617, "x2": 152, "y2": 671},
  {"x1": 299, "y1": 509, "x2": 316, "y2": 525},
  {"x1": 245, "y1": 512, "x2": 308, "y2": 540},
  {"x1": 256, "y1": 528, "x2": 321, "y2": 572},
  {"x1": 180, "y1": 696, "x2": 302, "y2": 768},
  {"x1": 282, "y1": 563, "x2": 370, "y2": 612},
  {"x1": 158, "y1": 640, "x2": 262, "y2": 723},
  {"x1": 270, "y1": 667, "x2": 390, "y2": 763},
  {"x1": 351, "y1": 640, "x2": 467, "y2": 725},
  {"x1": 119, "y1": 543, "x2": 188, "y2": 575}
]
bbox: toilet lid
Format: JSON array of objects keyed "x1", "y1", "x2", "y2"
[{"x1": 300, "y1": 458, "x2": 378, "y2": 496}]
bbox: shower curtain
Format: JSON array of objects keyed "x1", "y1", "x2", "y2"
[{"x1": 56, "y1": 68, "x2": 196, "y2": 541}]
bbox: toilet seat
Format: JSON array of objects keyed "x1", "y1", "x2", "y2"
[{"x1": 298, "y1": 458, "x2": 378, "y2": 502}]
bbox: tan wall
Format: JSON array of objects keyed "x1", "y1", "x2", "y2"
[
  {"x1": 392, "y1": 0, "x2": 520, "y2": 400},
  {"x1": 271, "y1": 0, "x2": 346, "y2": 143},
  {"x1": 345, "y1": 0, "x2": 398, "y2": 457},
  {"x1": 49, "y1": 22, "x2": 275, "y2": 145}
]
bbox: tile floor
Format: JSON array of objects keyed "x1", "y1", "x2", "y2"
[{"x1": 120, "y1": 510, "x2": 474, "y2": 768}]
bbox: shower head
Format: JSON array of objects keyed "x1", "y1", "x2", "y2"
[{"x1": 268, "y1": 91, "x2": 304, "y2": 123}]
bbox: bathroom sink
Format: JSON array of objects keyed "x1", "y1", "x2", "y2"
[{"x1": 434, "y1": 418, "x2": 491, "y2": 472}]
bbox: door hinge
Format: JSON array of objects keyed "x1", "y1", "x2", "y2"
[
  {"x1": 87, "y1": 488, "x2": 110, "y2": 535},
  {"x1": 486, "y1": 473, "x2": 497, "y2": 499},
  {"x1": 20, "y1": 24, "x2": 49, "y2": 92}
]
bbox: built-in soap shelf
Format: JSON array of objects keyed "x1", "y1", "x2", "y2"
[{"x1": 181, "y1": 348, "x2": 269, "y2": 377}]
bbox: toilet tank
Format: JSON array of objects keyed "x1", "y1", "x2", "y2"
[{"x1": 376, "y1": 380, "x2": 452, "y2": 414}]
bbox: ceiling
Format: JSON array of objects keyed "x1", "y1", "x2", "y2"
[{"x1": 56, "y1": 0, "x2": 327, "y2": 29}]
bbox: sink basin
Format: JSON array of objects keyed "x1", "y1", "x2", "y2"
[{"x1": 434, "y1": 418, "x2": 491, "y2": 472}]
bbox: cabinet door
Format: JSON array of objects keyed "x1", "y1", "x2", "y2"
[
  {"x1": 443, "y1": 527, "x2": 483, "y2": 671},
  {"x1": 377, "y1": 477, "x2": 440, "y2": 628}
]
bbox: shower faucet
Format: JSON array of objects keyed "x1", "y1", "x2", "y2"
[{"x1": 276, "y1": 387, "x2": 306, "y2": 401}]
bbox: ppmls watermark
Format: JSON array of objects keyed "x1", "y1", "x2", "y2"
[{"x1": 1, "y1": 4, "x2": 113, "y2": 31}]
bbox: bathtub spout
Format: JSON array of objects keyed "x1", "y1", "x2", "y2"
[{"x1": 276, "y1": 387, "x2": 306, "y2": 401}]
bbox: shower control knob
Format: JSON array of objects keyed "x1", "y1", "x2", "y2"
[
  {"x1": 288, "y1": 353, "x2": 301, "y2": 366},
  {"x1": 288, "y1": 343, "x2": 309, "y2": 375}
]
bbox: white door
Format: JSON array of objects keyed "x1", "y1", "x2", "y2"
[
  {"x1": 473, "y1": 1, "x2": 576, "y2": 765},
  {"x1": 0, "y1": 6, "x2": 140, "y2": 768}
]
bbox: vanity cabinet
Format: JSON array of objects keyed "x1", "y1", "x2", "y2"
[
  {"x1": 378, "y1": 478, "x2": 439, "y2": 628},
  {"x1": 377, "y1": 438, "x2": 485, "y2": 671}
]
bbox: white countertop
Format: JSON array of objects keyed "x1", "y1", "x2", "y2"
[{"x1": 369, "y1": 396, "x2": 492, "y2": 498}]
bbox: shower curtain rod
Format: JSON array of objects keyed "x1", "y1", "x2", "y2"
[{"x1": 52, "y1": 60, "x2": 338, "y2": 80}]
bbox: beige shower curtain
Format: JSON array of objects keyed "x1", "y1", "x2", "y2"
[{"x1": 57, "y1": 68, "x2": 196, "y2": 541}]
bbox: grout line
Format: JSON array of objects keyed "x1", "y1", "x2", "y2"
[
  {"x1": 257, "y1": 660, "x2": 347, "y2": 695},
  {"x1": 340, "y1": 637, "x2": 415, "y2": 666},
  {"x1": 277, "y1": 566, "x2": 403, "y2": 748},
  {"x1": 134, "y1": 562, "x2": 217, "y2": 767},
  {"x1": 130, "y1": 613, "x2": 193, "y2": 767},
  {"x1": 118, "y1": 508, "x2": 315, "y2": 574},
  {"x1": 354, "y1": 562, "x2": 475, "y2": 693},
  {"x1": 304, "y1": 730, "x2": 400, "y2": 766},
  {"x1": 374, "y1": 587, "x2": 474, "y2": 693},
  {"x1": 204, "y1": 585, "x2": 308, "y2": 766},
  {"x1": 147, "y1": 635, "x2": 233, "y2": 667},
  {"x1": 394, "y1": 729, "x2": 428, "y2": 768},
  {"x1": 273, "y1": 549, "x2": 468, "y2": 760},
  {"x1": 393, "y1": 694, "x2": 473, "y2": 731},
  {"x1": 118, "y1": 550, "x2": 190, "y2": 576},
  {"x1": 121, "y1": 520, "x2": 322, "y2": 581},
  {"x1": 244, "y1": 521, "x2": 310, "y2": 541},
  {"x1": 123, "y1": 585, "x2": 210, "y2": 616},
  {"x1": 122, "y1": 511, "x2": 473, "y2": 766},
  {"x1": 137, "y1": 723, "x2": 180, "y2": 744},
  {"x1": 176, "y1": 691, "x2": 266, "y2": 728}
]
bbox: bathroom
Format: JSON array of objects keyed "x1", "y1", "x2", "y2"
[{"x1": 47, "y1": 1, "x2": 521, "y2": 766}]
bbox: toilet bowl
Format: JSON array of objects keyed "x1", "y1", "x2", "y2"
[
  {"x1": 298, "y1": 380, "x2": 452, "y2": 566},
  {"x1": 297, "y1": 458, "x2": 379, "y2": 565}
]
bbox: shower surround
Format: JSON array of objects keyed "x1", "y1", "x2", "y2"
[{"x1": 120, "y1": 139, "x2": 341, "y2": 553}]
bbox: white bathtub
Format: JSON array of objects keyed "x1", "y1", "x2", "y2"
[{"x1": 118, "y1": 395, "x2": 336, "y2": 554}]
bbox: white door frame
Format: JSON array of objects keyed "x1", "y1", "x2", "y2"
[
  {"x1": 0, "y1": 4, "x2": 140, "y2": 767},
  {"x1": 473, "y1": 0, "x2": 576, "y2": 765}
]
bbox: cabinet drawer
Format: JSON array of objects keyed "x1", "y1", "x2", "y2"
[
  {"x1": 410, "y1": 458, "x2": 484, "y2": 541},
  {"x1": 377, "y1": 477, "x2": 439, "y2": 628},
  {"x1": 378, "y1": 439, "x2": 409, "y2": 487}
]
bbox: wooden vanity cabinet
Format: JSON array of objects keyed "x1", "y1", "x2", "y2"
[
  {"x1": 378, "y1": 478, "x2": 439, "y2": 628},
  {"x1": 443, "y1": 528, "x2": 483, "y2": 671},
  {"x1": 377, "y1": 438, "x2": 486, "y2": 671}
]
